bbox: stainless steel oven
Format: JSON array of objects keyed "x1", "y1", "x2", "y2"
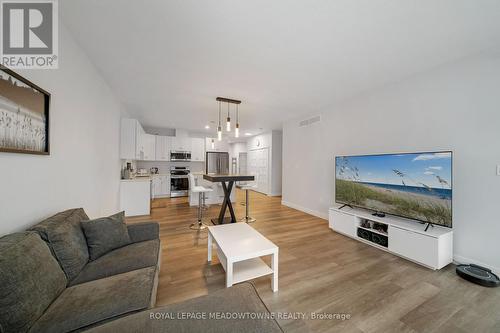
[
  {"x1": 170, "y1": 166, "x2": 190, "y2": 197},
  {"x1": 170, "y1": 151, "x2": 191, "y2": 162}
]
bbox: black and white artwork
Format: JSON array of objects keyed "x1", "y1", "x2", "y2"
[{"x1": 0, "y1": 67, "x2": 50, "y2": 155}]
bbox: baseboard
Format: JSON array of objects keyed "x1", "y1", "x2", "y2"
[
  {"x1": 268, "y1": 192, "x2": 282, "y2": 197},
  {"x1": 281, "y1": 200, "x2": 328, "y2": 220},
  {"x1": 453, "y1": 255, "x2": 500, "y2": 276}
]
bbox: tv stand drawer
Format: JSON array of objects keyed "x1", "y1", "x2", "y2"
[
  {"x1": 329, "y1": 210, "x2": 356, "y2": 237},
  {"x1": 388, "y1": 226, "x2": 438, "y2": 268}
]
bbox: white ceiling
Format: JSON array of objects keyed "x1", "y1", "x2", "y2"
[{"x1": 61, "y1": 0, "x2": 500, "y2": 135}]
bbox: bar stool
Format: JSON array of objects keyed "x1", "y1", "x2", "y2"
[
  {"x1": 239, "y1": 184, "x2": 257, "y2": 223},
  {"x1": 188, "y1": 174, "x2": 213, "y2": 230}
]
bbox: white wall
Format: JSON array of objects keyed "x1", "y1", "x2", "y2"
[
  {"x1": 0, "y1": 24, "x2": 124, "y2": 235},
  {"x1": 282, "y1": 52, "x2": 500, "y2": 272}
]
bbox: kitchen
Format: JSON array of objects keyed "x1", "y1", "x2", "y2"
[
  {"x1": 119, "y1": 119, "x2": 235, "y2": 216},
  {"x1": 119, "y1": 118, "x2": 282, "y2": 217}
]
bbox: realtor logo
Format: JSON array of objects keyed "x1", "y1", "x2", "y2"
[{"x1": 1, "y1": 0, "x2": 58, "y2": 69}]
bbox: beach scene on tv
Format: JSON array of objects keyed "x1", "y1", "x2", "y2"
[{"x1": 335, "y1": 152, "x2": 452, "y2": 227}]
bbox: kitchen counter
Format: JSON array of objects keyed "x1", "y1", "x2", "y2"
[
  {"x1": 121, "y1": 173, "x2": 171, "y2": 182},
  {"x1": 120, "y1": 177, "x2": 151, "y2": 182}
]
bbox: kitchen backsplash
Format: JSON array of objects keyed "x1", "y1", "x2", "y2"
[{"x1": 135, "y1": 161, "x2": 205, "y2": 174}]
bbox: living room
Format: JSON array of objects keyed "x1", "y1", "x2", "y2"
[{"x1": 1, "y1": 1, "x2": 500, "y2": 332}]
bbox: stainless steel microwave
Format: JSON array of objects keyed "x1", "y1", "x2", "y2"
[{"x1": 170, "y1": 151, "x2": 191, "y2": 161}]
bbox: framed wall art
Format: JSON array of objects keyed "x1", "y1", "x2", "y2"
[{"x1": 0, "y1": 66, "x2": 50, "y2": 155}]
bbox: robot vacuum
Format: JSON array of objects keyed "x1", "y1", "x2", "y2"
[{"x1": 456, "y1": 264, "x2": 500, "y2": 287}]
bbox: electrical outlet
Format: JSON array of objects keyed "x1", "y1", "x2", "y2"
[{"x1": 497, "y1": 165, "x2": 500, "y2": 176}]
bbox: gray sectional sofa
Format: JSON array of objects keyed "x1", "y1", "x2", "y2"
[
  {"x1": 0, "y1": 208, "x2": 284, "y2": 333},
  {"x1": 86, "y1": 282, "x2": 284, "y2": 333},
  {"x1": 0, "y1": 208, "x2": 161, "y2": 333}
]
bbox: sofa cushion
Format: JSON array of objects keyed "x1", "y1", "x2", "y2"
[
  {"x1": 81, "y1": 211, "x2": 131, "y2": 261},
  {"x1": 29, "y1": 266, "x2": 157, "y2": 333},
  {"x1": 0, "y1": 232, "x2": 67, "y2": 333},
  {"x1": 84, "y1": 282, "x2": 283, "y2": 333},
  {"x1": 70, "y1": 239, "x2": 160, "y2": 286},
  {"x1": 30, "y1": 208, "x2": 90, "y2": 281},
  {"x1": 127, "y1": 222, "x2": 160, "y2": 243}
]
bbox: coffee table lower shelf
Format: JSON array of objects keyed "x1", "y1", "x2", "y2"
[{"x1": 230, "y1": 258, "x2": 274, "y2": 284}]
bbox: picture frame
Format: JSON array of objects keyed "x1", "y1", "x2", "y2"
[{"x1": 0, "y1": 66, "x2": 50, "y2": 155}]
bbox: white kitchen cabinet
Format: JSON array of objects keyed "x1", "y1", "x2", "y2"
[
  {"x1": 205, "y1": 137, "x2": 229, "y2": 152},
  {"x1": 152, "y1": 175, "x2": 170, "y2": 198},
  {"x1": 120, "y1": 179, "x2": 151, "y2": 216},
  {"x1": 120, "y1": 118, "x2": 144, "y2": 160},
  {"x1": 155, "y1": 136, "x2": 172, "y2": 161},
  {"x1": 137, "y1": 133, "x2": 156, "y2": 161},
  {"x1": 191, "y1": 138, "x2": 205, "y2": 162},
  {"x1": 171, "y1": 137, "x2": 191, "y2": 151},
  {"x1": 120, "y1": 118, "x2": 155, "y2": 161},
  {"x1": 135, "y1": 123, "x2": 146, "y2": 159}
]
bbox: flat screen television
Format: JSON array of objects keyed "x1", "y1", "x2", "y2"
[{"x1": 335, "y1": 151, "x2": 452, "y2": 228}]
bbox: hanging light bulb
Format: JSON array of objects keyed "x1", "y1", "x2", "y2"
[
  {"x1": 211, "y1": 138, "x2": 215, "y2": 149},
  {"x1": 217, "y1": 101, "x2": 222, "y2": 141},
  {"x1": 226, "y1": 102, "x2": 231, "y2": 132},
  {"x1": 235, "y1": 104, "x2": 240, "y2": 138}
]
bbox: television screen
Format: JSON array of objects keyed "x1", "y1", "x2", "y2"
[{"x1": 335, "y1": 151, "x2": 452, "y2": 227}]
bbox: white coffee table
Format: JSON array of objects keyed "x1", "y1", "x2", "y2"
[{"x1": 207, "y1": 223, "x2": 279, "y2": 292}]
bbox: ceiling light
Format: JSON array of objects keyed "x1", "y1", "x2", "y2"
[
  {"x1": 235, "y1": 104, "x2": 239, "y2": 138},
  {"x1": 215, "y1": 97, "x2": 242, "y2": 140},
  {"x1": 226, "y1": 103, "x2": 231, "y2": 132},
  {"x1": 245, "y1": 132, "x2": 252, "y2": 136},
  {"x1": 205, "y1": 125, "x2": 210, "y2": 129},
  {"x1": 217, "y1": 101, "x2": 222, "y2": 141}
]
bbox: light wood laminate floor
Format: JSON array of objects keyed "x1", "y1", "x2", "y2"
[{"x1": 126, "y1": 190, "x2": 500, "y2": 333}]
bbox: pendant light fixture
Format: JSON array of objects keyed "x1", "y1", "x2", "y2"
[
  {"x1": 211, "y1": 138, "x2": 215, "y2": 149},
  {"x1": 235, "y1": 104, "x2": 240, "y2": 138},
  {"x1": 226, "y1": 102, "x2": 231, "y2": 132},
  {"x1": 217, "y1": 101, "x2": 222, "y2": 141},
  {"x1": 216, "y1": 97, "x2": 241, "y2": 138}
]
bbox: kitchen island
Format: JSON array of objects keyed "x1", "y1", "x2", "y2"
[{"x1": 203, "y1": 174, "x2": 255, "y2": 224}]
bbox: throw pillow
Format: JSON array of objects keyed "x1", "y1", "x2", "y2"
[
  {"x1": 29, "y1": 208, "x2": 90, "y2": 281},
  {"x1": 81, "y1": 212, "x2": 131, "y2": 260}
]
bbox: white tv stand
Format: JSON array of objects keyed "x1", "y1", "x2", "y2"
[{"x1": 329, "y1": 205, "x2": 453, "y2": 270}]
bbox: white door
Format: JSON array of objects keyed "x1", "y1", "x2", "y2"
[{"x1": 248, "y1": 148, "x2": 269, "y2": 194}]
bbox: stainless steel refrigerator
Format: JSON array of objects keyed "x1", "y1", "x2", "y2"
[{"x1": 206, "y1": 152, "x2": 229, "y2": 174}]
